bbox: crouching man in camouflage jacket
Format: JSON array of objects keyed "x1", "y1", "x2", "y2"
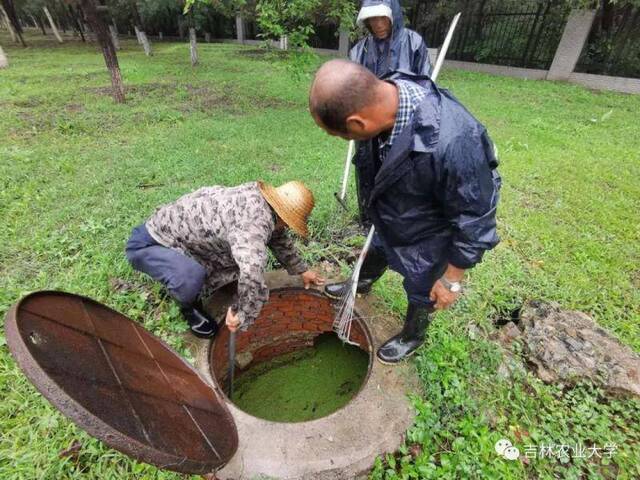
[{"x1": 125, "y1": 181, "x2": 325, "y2": 338}]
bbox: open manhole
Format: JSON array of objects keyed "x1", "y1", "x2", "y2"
[
  {"x1": 6, "y1": 281, "x2": 417, "y2": 479},
  {"x1": 209, "y1": 288, "x2": 372, "y2": 423}
]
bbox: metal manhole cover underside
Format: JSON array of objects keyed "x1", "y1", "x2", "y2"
[{"x1": 4, "y1": 291, "x2": 238, "y2": 474}]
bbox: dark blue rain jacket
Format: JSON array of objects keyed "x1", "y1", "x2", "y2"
[
  {"x1": 350, "y1": 0, "x2": 432, "y2": 226},
  {"x1": 349, "y1": 0, "x2": 432, "y2": 77},
  {"x1": 368, "y1": 72, "x2": 501, "y2": 300}
]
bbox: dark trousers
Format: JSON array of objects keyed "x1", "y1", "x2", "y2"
[
  {"x1": 125, "y1": 224, "x2": 206, "y2": 306},
  {"x1": 370, "y1": 232, "x2": 446, "y2": 309}
]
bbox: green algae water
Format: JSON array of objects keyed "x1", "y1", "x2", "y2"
[{"x1": 232, "y1": 333, "x2": 370, "y2": 422}]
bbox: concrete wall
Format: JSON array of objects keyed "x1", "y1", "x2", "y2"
[
  {"x1": 568, "y1": 72, "x2": 640, "y2": 94},
  {"x1": 445, "y1": 60, "x2": 548, "y2": 80}
]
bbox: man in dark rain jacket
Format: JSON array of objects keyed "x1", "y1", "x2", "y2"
[
  {"x1": 350, "y1": 0, "x2": 432, "y2": 225},
  {"x1": 310, "y1": 60, "x2": 501, "y2": 364},
  {"x1": 350, "y1": 0, "x2": 431, "y2": 77}
]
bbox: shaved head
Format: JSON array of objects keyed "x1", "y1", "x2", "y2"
[{"x1": 309, "y1": 59, "x2": 380, "y2": 134}]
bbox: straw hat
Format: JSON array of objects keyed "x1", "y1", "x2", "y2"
[{"x1": 258, "y1": 181, "x2": 315, "y2": 238}]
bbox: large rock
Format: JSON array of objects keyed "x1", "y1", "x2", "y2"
[{"x1": 501, "y1": 301, "x2": 640, "y2": 398}]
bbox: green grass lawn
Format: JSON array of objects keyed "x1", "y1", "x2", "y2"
[{"x1": 1, "y1": 32, "x2": 639, "y2": 479}]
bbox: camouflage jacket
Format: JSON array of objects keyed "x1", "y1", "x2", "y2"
[{"x1": 146, "y1": 182, "x2": 308, "y2": 329}]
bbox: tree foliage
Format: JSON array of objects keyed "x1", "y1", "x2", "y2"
[{"x1": 256, "y1": 0, "x2": 354, "y2": 48}]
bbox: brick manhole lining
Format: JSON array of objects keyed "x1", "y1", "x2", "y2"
[{"x1": 208, "y1": 287, "x2": 373, "y2": 419}]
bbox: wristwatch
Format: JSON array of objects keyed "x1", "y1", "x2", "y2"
[{"x1": 440, "y1": 276, "x2": 463, "y2": 293}]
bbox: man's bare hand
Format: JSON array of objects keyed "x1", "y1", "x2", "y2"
[
  {"x1": 225, "y1": 307, "x2": 241, "y2": 332},
  {"x1": 429, "y1": 280, "x2": 460, "y2": 310},
  {"x1": 301, "y1": 270, "x2": 326, "y2": 289}
]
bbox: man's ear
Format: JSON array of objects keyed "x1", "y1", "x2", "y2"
[{"x1": 345, "y1": 115, "x2": 367, "y2": 135}]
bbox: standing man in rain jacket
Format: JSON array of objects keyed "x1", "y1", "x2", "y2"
[
  {"x1": 350, "y1": 0, "x2": 431, "y2": 77},
  {"x1": 310, "y1": 60, "x2": 500, "y2": 364},
  {"x1": 349, "y1": 0, "x2": 432, "y2": 226}
]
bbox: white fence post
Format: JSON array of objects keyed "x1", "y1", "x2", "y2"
[{"x1": 547, "y1": 9, "x2": 596, "y2": 81}]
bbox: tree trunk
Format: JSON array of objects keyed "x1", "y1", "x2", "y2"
[
  {"x1": 610, "y1": 9, "x2": 640, "y2": 66},
  {"x1": 158, "y1": 31, "x2": 163, "y2": 40},
  {"x1": 1, "y1": 8, "x2": 17, "y2": 42},
  {"x1": 36, "y1": 15, "x2": 47, "y2": 35},
  {"x1": 189, "y1": 27, "x2": 198, "y2": 66},
  {"x1": 139, "y1": 30, "x2": 152, "y2": 56},
  {"x1": 0, "y1": 45, "x2": 8, "y2": 68},
  {"x1": 43, "y1": 6, "x2": 64, "y2": 43},
  {"x1": 0, "y1": 1, "x2": 25, "y2": 46},
  {"x1": 205, "y1": 31, "x2": 210, "y2": 43},
  {"x1": 134, "y1": 24, "x2": 142, "y2": 44},
  {"x1": 68, "y1": 4, "x2": 85, "y2": 42},
  {"x1": 109, "y1": 23, "x2": 120, "y2": 50},
  {"x1": 78, "y1": 0, "x2": 125, "y2": 103},
  {"x1": 600, "y1": 0, "x2": 615, "y2": 35},
  {"x1": 178, "y1": 16, "x2": 184, "y2": 39}
]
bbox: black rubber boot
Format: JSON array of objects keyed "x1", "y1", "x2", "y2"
[
  {"x1": 180, "y1": 299, "x2": 219, "y2": 339},
  {"x1": 324, "y1": 247, "x2": 388, "y2": 299},
  {"x1": 376, "y1": 303, "x2": 432, "y2": 365}
]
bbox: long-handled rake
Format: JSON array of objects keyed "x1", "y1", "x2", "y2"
[{"x1": 333, "y1": 12, "x2": 462, "y2": 344}]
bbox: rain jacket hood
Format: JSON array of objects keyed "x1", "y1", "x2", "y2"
[
  {"x1": 362, "y1": 71, "x2": 501, "y2": 305},
  {"x1": 350, "y1": 0, "x2": 431, "y2": 77}
]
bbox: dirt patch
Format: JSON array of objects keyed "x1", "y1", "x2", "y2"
[
  {"x1": 86, "y1": 81, "x2": 295, "y2": 113},
  {"x1": 183, "y1": 83, "x2": 241, "y2": 113},
  {"x1": 12, "y1": 97, "x2": 44, "y2": 108},
  {"x1": 65, "y1": 103, "x2": 85, "y2": 113},
  {"x1": 88, "y1": 82, "x2": 177, "y2": 97},
  {"x1": 251, "y1": 95, "x2": 297, "y2": 109},
  {"x1": 237, "y1": 48, "x2": 289, "y2": 60}
]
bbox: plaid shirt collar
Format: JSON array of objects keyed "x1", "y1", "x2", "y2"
[{"x1": 380, "y1": 80, "x2": 427, "y2": 151}]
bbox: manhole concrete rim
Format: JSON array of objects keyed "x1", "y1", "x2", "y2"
[{"x1": 190, "y1": 270, "x2": 420, "y2": 480}]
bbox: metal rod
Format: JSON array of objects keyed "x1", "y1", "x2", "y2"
[
  {"x1": 335, "y1": 140, "x2": 355, "y2": 207},
  {"x1": 339, "y1": 140, "x2": 355, "y2": 201},
  {"x1": 431, "y1": 12, "x2": 461, "y2": 82},
  {"x1": 227, "y1": 331, "x2": 236, "y2": 400}
]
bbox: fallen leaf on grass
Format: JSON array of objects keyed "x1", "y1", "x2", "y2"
[{"x1": 58, "y1": 440, "x2": 82, "y2": 460}]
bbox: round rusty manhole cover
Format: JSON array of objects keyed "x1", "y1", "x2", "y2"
[{"x1": 4, "y1": 291, "x2": 238, "y2": 474}]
